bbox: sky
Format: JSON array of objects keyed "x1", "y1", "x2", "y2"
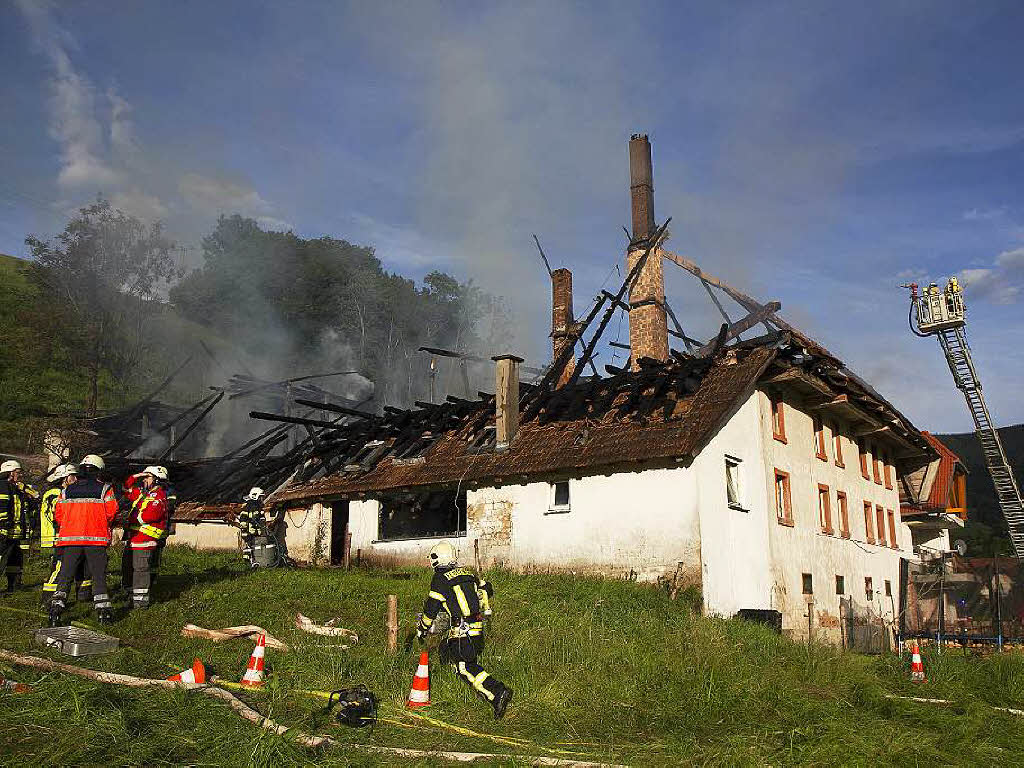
[{"x1": 2, "y1": 0, "x2": 1023, "y2": 432}]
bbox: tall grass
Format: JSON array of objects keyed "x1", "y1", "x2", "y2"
[{"x1": 1, "y1": 545, "x2": 1022, "y2": 766}]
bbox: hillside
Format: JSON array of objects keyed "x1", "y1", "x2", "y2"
[
  {"x1": 1, "y1": 548, "x2": 1023, "y2": 766},
  {"x1": 935, "y1": 424, "x2": 1024, "y2": 551}
]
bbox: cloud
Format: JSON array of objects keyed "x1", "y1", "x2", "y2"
[
  {"x1": 962, "y1": 207, "x2": 1007, "y2": 222},
  {"x1": 178, "y1": 173, "x2": 291, "y2": 231},
  {"x1": 959, "y1": 247, "x2": 1024, "y2": 304},
  {"x1": 110, "y1": 188, "x2": 169, "y2": 222}
]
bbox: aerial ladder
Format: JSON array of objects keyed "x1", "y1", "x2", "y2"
[{"x1": 903, "y1": 278, "x2": 1024, "y2": 557}]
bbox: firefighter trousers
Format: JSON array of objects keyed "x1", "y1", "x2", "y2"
[
  {"x1": 43, "y1": 551, "x2": 92, "y2": 600},
  {"x1": 52, "y1": 546, "x2": 111, "y2": 614},
  {"x1": 0, "y1": 536, "x2": 25, "y2": 591},
  {"x1": 127, "y1": 548, "x2": 155, "y2": 608},
  {"x1": 439, "y1": 634, "x2": 507, "y2": 704}
]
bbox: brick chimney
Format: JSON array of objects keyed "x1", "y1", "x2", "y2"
[
  {"x1": 492, "y1": 354, "x2": 523, "y2": 449},
  {"x1": 626, "y1": 134, "x2": 669, "y2": 368},
  {"x1": 551, "y1": 268, "x2": 576, "y2": 387}
]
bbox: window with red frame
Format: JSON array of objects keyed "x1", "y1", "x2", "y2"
[
  {"x1": 875, "y1": 504, "x2": 887, "y2": 546},
  {"x1": 818, "y1": 484, "x2": 832, "y2": 533},
  {"x1": 837, "y1": 491, "x2": 850, "y2": 538},
  {"x1": 775, "y1": 469, "x2": 793, "y2": 525},
  {"x1": 858, "y1": 439, "x2": 869, "y2": 479},
  {"x1": 833, "y1": 424, "x2": 844, "y2": 468},
  {"x1": 863, "y1": 501, "x2": 875, "y2": 543},
  {"x1": 813, "y1": 416, "x2": 827, "y2": 460},
  {"x1": 872, "y1": 445, "x2": 882, "y2": 484},
  {"x1": 887, "y1": 509, "x2": 897, "y2": 548},
  {"x1": 771, "y1": 393, "x2": 786, "y2": 443},
  {"x1": 884, "y1": 455, "x2": 893, "y2": 490}
]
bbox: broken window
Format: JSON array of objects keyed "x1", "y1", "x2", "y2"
[
  {"x1": 865, "y1": 576, "x2": 874, "y2": 602},
  {"x1": 725, "y1": 456, "x2": 743, "y2": 509},
  {"x1": 377, "y1": 488, "x2": 467, "y2": 541},
  {"x1": 771, "y1": 394, "x2": 786, "y2": 443},
  {"x1": 835, "y1": 575, "x2": 845, "y2": 595},
  {"x1": 813, "y1": 416, "x2": 827, "y2": 460},
  {"x1": 548, "y1": 480, "x2": 571, "y2": 512},
  {"x1": 837, "y1": 491, "x2": 850, "y2": 538},
  {"x1": 802, "y1": 573, "x2": 813, "y2": 595},
  {"x1": 775, "y1": 469, "x2": 793, "y2": 526},
  {"x1": 818, "y1": 484, "x2": 832, "y2": 534}
]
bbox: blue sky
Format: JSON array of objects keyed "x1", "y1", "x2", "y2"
[{"x1": 3, "y1": 1, "x2": 1023, "y2": 432}]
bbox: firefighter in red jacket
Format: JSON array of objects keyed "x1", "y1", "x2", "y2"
[
  {"x1": 121, "y1": 466, "x2": 170, "y2": 609},
  {"x1": 50, "y1": 457, "x2": 119, "y2": 625}
]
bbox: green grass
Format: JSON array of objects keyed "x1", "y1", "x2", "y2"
[{"x1": 2, "y1": 546, "x2": 1024, "y2": 766}]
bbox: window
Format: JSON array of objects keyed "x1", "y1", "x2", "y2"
[
  {"x1": 818, "y1": 484, "x2": 833, "y2": 534},
  {"x1": 858, "y1": 439, "x2": 870, "y2": 479},
  {"x1": 813, "y1": 416, "x2": 827, "y2": 460},
  {"x1": 865, "y1": 577, "x2": 874, "y2": 602},
  {"x1": 837, "y1": 491, "x2": 850, "y2": 538},
  {"x1": 771, "y1": 393, "x2": 787, "y2": 443},
  {"x1": 887, "y1": 509, "x2": 897, "y2": 549},
  {"x1": 802, "y1": 573, "x2": 813, "y2": 595},
  {"x1": 883, "y1": 454, "x2": 893, "y2": 490},
  {"x1": 835, "y1": 575, "x2": 845, "y2": 595},
  {"x1": 872, "y1": 444, "x2": 882, "y2": 485},
  {"x1": 548, "y1": 480, "x2": 571, "y2": 513},
  {"x1": 725, "y1": 456, "x2": 744, "y2": 510},
  {"x1": 775, "y1": 469, "x2": 793, "y2": 526},
  {"x1": 875, "y1": 505, "x2": 887, "y2": 546},
  {"x1": 885, "y1": 579, "x2": 892, "y2": 598},
  {"x1": 833, "y1": 425, "x2": 844, "y2": 468},
  {"x1": 378, "y1": 488, "x2": 467, "y2": 541},
  {"x1": 863, "y1": 501, "x2": 875, "y2": 543}
]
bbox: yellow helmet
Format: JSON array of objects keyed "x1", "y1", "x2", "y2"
[{"x1": 428, "y1": 541, "x2": 457, "y2": 567}]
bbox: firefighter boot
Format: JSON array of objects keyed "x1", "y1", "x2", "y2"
[
  {"x1": 48, "y1": 597, "x2": 66, "y2": 628},
  {"x1": 97, "y1": 608, "x2": 114, "y2": 625},
  {"x1": 493, "y1": 687, "x2": 512, "y2": 720}
]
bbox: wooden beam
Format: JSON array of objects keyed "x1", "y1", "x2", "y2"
[{"x1": 695, "y1": 301, "x2": 782, "y2": 357}]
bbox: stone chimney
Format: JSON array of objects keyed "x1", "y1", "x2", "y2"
[
  {"x1": 626, "y1": 134, "x2": 669, "y2": 368},
  {"x1": 492, "y1": 354, "x2": 523, "y2": 449},
  {"x1": 551, "y1": 268, "x2": 576, "y2": 387}
]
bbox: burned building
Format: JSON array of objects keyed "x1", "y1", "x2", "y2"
[{"x1": 175, "y1": 135, "x2": 940, "y2": 644}]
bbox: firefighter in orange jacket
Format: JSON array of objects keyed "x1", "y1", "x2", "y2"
[
  {"x1": 121, "y1": 466, "x2": 170, "y2": 609},
  {"x1": 50, "y1": 456, "x2": 119, "y2": 625}
]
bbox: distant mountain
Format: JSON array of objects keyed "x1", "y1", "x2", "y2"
[{"x1": 934, "y1": 424, "x2": 1024, "y2": 553}]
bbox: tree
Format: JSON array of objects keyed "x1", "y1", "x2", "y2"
[{"x1": 25, "y1": 199, "x2": 178, "y2": 415}]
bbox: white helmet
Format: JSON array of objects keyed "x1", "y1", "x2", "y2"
[
  {"x1": 47, "y1": 464, "x2": 70, "y2": 483},
  {"x1": 80, "y1": 454, "x2": 105, "y2": 470},
  {"x1": 428, "y1": 541, "x2": 457, "y2": 568},
  {"x1": 142, "y1": 465, "x2": 168, "y2": 481},
  {"x1": 0, "y1": 460, "x2": 21, "y2": 474},
  {"x1": 246, "y1": 487, "x2": 265, "y2": 501}
]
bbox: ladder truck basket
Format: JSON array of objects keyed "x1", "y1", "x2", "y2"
[{"x1": 915, "y1": 279, "x2": 966, "y2": 333}]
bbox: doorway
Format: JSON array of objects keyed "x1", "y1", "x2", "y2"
[{"x1": 329, "y1": 501, "x2": 350, "y2": 566}]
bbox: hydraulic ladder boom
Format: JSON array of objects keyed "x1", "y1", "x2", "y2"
[{"x1": 905, "y1": 279, "x2": 1024, "y2": 557}]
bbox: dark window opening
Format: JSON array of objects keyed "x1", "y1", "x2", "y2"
[
  {"x1": 329, "y1": 502, "x2": 350, "y2": 565},
  {"x1": 802, "y1": 573, "x2": 813, "y2": 595},
  {"x1": 865, "y1": 576, "x2": 874, "y2": 602},
  {"x1": 552, "y1": 480, "x2": 570, "y2": 509},
  {"x1": 378, "y1": 488, "x2": 467, "y2": 541},
  {"x1": 884, "y1": 579, "x2": 892, "y2": 598},
  {"x1": 835, "y1": 575, "x2": 845, "y2": 595}
]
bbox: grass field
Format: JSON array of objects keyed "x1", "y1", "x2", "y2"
[{"x1": 1, "y1": 545, "x2": 1024, "y2": 766}]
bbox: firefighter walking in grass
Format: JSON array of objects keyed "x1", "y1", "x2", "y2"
[
  {"x1": 417, "y1": 541, "x2": 512, "y2": 719},
  {"x1": 40, "y1": 464, "x2": 92, "y2": 605},
  {"x1": 49, "y1": 455, "x2": 118, "y2": 625},
  {"x1": 0, "y1": 460, "x2": 38, "y2": 595},
  {"x1": 121, "y1": 466, "x2": 170, "y2": 609}
]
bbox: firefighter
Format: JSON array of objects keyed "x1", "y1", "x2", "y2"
[
  {"x1": 416, "y1": 542, "x2": 512, "y2": 719},
  {"x1": 0, "y1": 460, "x2": 39, "y2": 594},
  {"x1": 236, "y1": 487, "x2": 265, "y2": 566},
  {"x1": 121, "y1": 466, "x2": 170, "y2": 609},
  {"x1": 41, "y1": 464, "x2": 93, "y2": 605},
  {"x1": 49, "y1": 456, "x2": 118, "y2": 625}
]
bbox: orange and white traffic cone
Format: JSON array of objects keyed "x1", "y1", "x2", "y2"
[
  {"x1": 240, "y1": 634, "x2": 266, "y2": 688},
  {"x1": 406, "y1": 650, "x2": 431, "y2": 708},
  {"x1": 909, "y1": 639, "x2": 926, "y2": 683},
  {"x1": 168, "y1": 658, "x2": 207, "y2": 685},
  {"x1": 0, "y1": 676, "x2": 30, "y2": 693}
]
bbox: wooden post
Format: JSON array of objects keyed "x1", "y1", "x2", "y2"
[
  {"x1": 386, "y1": 595, "x2": 398, "y2": 654},
  {"x1": 343, "y1": 526, "x2": 352, "y2": 570},
  {"x1": 473, "y1": 538, "x2": 481, "y2": 577},
  {"x1": 356, "y1": 548, "x2": 361, "y2": 567}
]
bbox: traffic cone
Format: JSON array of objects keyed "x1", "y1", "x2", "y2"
[
  {"x1": 240, "y1": 634, "x2": 266, "y2": 688},
  {"x1": 909, "y1": 639, "x2": 926, "y2": 683},
  {"x1": 406, "y1": 651, "x2": 431, "y2": 708},
  {"x1": 168, "y1": 658, "x2": 207, "y2": 685},
  {"x1": 0, "y1": 676, "x2": 30, "y2": 693}
]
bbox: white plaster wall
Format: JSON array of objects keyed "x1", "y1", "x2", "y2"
[
  {"x1": 346, "y1": 498, "x2": 465, "y2": 566},
  {"x1": 758, "y1": 389, "x2": 908, "y2": 642},
  {"x1": 168, "y1": 522, "x2": 240, "y2": 550},
  {"x1": 280, "y1": 504, "x2": 329, "y2": 564},
  {"x1": 693, "y1": 391, "x2": 774, "y2": 616},
  {"x1": 467, "y1": 465, "x2": 702, "y2": 582}
]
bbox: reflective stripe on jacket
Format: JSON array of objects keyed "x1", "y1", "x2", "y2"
[
  {"x1": 124, "y1": 476, "x2": 168, "y2": 550},
  {"x1": 419, "y1": 565, "x2": 486, "y2": 637},
  {"x1": 40, "y1": 487, "x2": 60, "y2": 547},
  {"x1": 54, "y1": 477, "x2": 118, "y2": 547}
]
